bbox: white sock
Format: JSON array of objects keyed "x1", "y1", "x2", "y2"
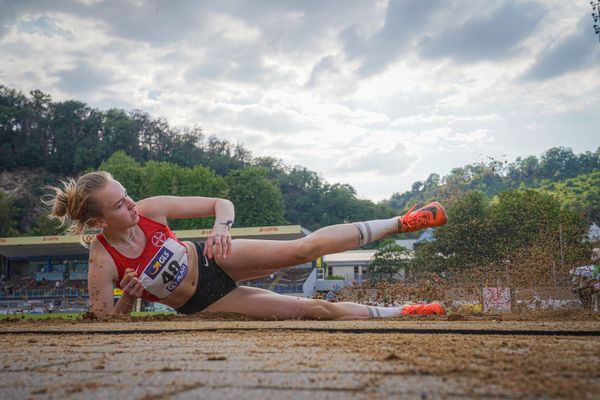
[
  {"x1": 366, "y1": 305, "x2": 401, "y2": 318},
  {"x1": 353, "y1": 217, "x2": 399, "y2": 246}
]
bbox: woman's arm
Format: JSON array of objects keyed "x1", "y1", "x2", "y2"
[
  {"x1": 111, "y1": 268, "x2": 144, "y2": 314},
  {"x1": 88, "y1": 241, "x2": 143, "y2": 315},
  {"x1": 136, "y1": 196, "x2": 234, "y2": 225},
  {"x1": 87, "y1": 244, "x2": 119, "y2": 315},
  {"x1": 137, "y1": 196, "x2": 235, "y2": 260}
]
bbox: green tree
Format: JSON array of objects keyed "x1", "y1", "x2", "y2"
[
  {"x1": 165, "y1": 128, "x2": 206, "y2": 168},
  {"x1": 507, "y1": 155, "x2": 540, "y2": 187},
  {"x1": 277, "y1": 166, "x2": 324, "y2": 230},
  {"x1": 21, "y1": 89, "x2": 52, "y2": 168},
  {"x1": 29, "y1": 212, "x2": 63, "y2": 236},
  {"x1": 412, "y1": 189, "x2": 589, "y2": 285},
  {"x1": 368, "y1": 239, "x2": 411, "y2": 282},
  {"x1": 226, "y1": 167, "x2": 287, "y2": 227},
  {"x1": 0, "y1": 86, "x2": 29, "y2": 170},
  {"x1": 100, "y1": 152, "x2": 228, "y2": 229},
  {"x1": 101, "y1": 109, "x2": 141, "y2": 161},
  {"x1": 99, "y1": 151, "x2": 144, "y2": 200},
  {"x1": 488, "y1": 189, "x2": 588, "y2": 286},
  {"x1": 540, "y1": 171, "x2": 600, "y2": 223},
  {"x1": 130, "y1": 110, "x2": 175, "y2": 163},
  {"x1": 539, "y1": 147, "x2": 579, "y2": 180},
  {"x1": 167, "y1": 165, "x2": 228, "y2": 230},
  {"x1": 490, "y1": 190, "x2": 562, "y2": 259},
  {"x1": 0, "y1": 193, "x2": 18, "y2": 236},
  {"x1": 413, "y1": 190, "x2": 495, "y2": 277},
  {"x1": 47, "y1": 100, "x2": 99, "y2": 173}
]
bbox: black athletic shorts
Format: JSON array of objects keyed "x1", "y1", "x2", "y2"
[{"x1": 176, "y1": 241, "x2": 237, "y2": 315}]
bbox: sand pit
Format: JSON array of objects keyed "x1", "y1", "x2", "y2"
[{"x1": 1, "y1": 313, "x2": 599, "y2": 399}]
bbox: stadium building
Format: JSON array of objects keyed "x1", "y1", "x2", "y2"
[{"x1": 0, "y1": 225, "x2": 315, "y2": 313}]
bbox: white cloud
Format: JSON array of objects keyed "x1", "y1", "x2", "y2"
[
  {"x1": 334, "y1": 143, "x2": 417, "y2": 175},
  {"x1": 205, "y1": 12, "x2": 262, "y2": 43},
  {"x1": 390, "y1": 113, "x2": 498, "y2": 127},
  {"x1": 0, "y1": 0, "x2": 598, "y2": 200}
]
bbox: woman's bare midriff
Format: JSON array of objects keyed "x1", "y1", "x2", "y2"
[{"x1": 159, "y1": 241, "x2": 199, "y2": 309}]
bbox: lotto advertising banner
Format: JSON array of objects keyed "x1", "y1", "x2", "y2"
[
  {"x1": 0, "y1": 235, "x2": 83, "y2": 245},
  {"x1": 0, "y1": 225, "x2": 302, "y2": 247}
]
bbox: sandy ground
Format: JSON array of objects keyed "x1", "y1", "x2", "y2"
[{"x1": 1, "y1": 314, "x2": 599, "y2": 399}]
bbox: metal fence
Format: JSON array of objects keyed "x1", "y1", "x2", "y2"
[{"x1": 0, "y1": 288, "x2": 87, "y2": 299}]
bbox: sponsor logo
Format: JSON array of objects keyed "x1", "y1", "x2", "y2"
[
  {"x1": 356, "y1": 225, "x2": 365, "y2": 242},
  {"x1": 82, "y1": 235, "x2": 94, "y2": 244},
  {"x1": 202, "y1": 256, "x2": 210, "y2": 267},
  {"x1": 151, "y1": 232, "x2": 167, "y2": 247},
  {"x1": 144, "y1": 247, "x2": 174, "y2": 279},
  {"x1": 259, "y1": 227, "x2": 279, "y2": 232}
]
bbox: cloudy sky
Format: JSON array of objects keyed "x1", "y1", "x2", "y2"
[{"x1": 1, "y1": 0, "x2": 599, "y2": 201}]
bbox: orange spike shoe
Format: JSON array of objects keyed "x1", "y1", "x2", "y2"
[
  {"x1": 401, "y1": 302, "x2": 445, "y2": 316},
  {"x1": 399, "y1": 202, "x2": 447, "y2": 233}
]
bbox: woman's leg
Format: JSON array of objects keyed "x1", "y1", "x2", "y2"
[
  {"x1": 216, "y1": 202, "x2": 447, "y2": 282},
  {"x1": 216, "y1": 222, "x2": 362, "y2": 281},
  {"x1": 202, "y1": 286, "x2": 371, "y2": 320}
]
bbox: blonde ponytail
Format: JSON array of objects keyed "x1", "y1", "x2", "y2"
[{"x1": 43, "y1": 171, "x2": 113, "y2": 236}]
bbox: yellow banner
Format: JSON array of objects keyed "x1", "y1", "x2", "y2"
[
  {"x1": 113, "y1": 288, "x2": 123, "y2": 296},
  {"x1": 175, "y1": 225, "x2": 302, "y2": 238},
  {"x1": 0, "y1": 235, "x2": 82, "y2": 245},
  {"x1": 0, "y1": 225, "x2": 302, "y2": 246}
]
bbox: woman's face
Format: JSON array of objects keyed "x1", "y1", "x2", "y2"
[{"x1": 95, "y1": 179, "x2": 139, "y2": 230}]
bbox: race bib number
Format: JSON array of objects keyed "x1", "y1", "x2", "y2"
[{"x1": 138, "y1": 238, "x2": 188, "y2": 299}]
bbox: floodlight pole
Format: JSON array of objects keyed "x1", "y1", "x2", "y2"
[{"x1": 592, "y1": 1, "x2": 600, "y2": 42}]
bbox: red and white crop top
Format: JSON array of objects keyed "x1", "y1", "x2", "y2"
[{"x1": 96, "y1": 215, "x2": 189, "y2": 302}]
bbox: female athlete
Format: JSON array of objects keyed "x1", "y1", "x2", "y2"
[{"x1": 46, "y1": 171, "x2": 447, "y2": 319}]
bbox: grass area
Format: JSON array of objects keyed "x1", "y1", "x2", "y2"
[{"x1": 0, "y1": 311, "x2": 174, "y2": 320}]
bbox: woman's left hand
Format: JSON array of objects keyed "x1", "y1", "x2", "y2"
[{"x1": 204, "y1": 224, "x2": 232, "y2": 260}]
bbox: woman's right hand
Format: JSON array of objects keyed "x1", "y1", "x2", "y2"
[{"x1": 120, "y1": 268, "x2": 144, "y2": 298}]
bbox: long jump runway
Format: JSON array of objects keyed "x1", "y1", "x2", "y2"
[{"x1": 2, "y1": 318, "x2": 599, "y2": 399}]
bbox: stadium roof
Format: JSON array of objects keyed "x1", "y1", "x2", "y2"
[
  {"x1": 324, "y1": 247, "x2": 412, "y2": 266},
  {"x1": 0, "y1": 225, "x2": 306, "y2": 259},
  {"x1": 324, "y1": 250, "x2": 377, "y2": 264}
]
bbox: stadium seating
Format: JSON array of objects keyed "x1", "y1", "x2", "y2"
[{"x1": 242, "y1": 266, "x2": 313, "y2": 294}]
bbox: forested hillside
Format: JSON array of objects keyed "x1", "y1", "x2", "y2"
[
  {"x1": 0, "y1": 86, "x2": 598, "y2": 239},
  {"x1": 0, "y1": 86, "x2": 392, "y2": 235},
  {"x1": 385, "y1": 147, "x2": 600, "y2": 222}
]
